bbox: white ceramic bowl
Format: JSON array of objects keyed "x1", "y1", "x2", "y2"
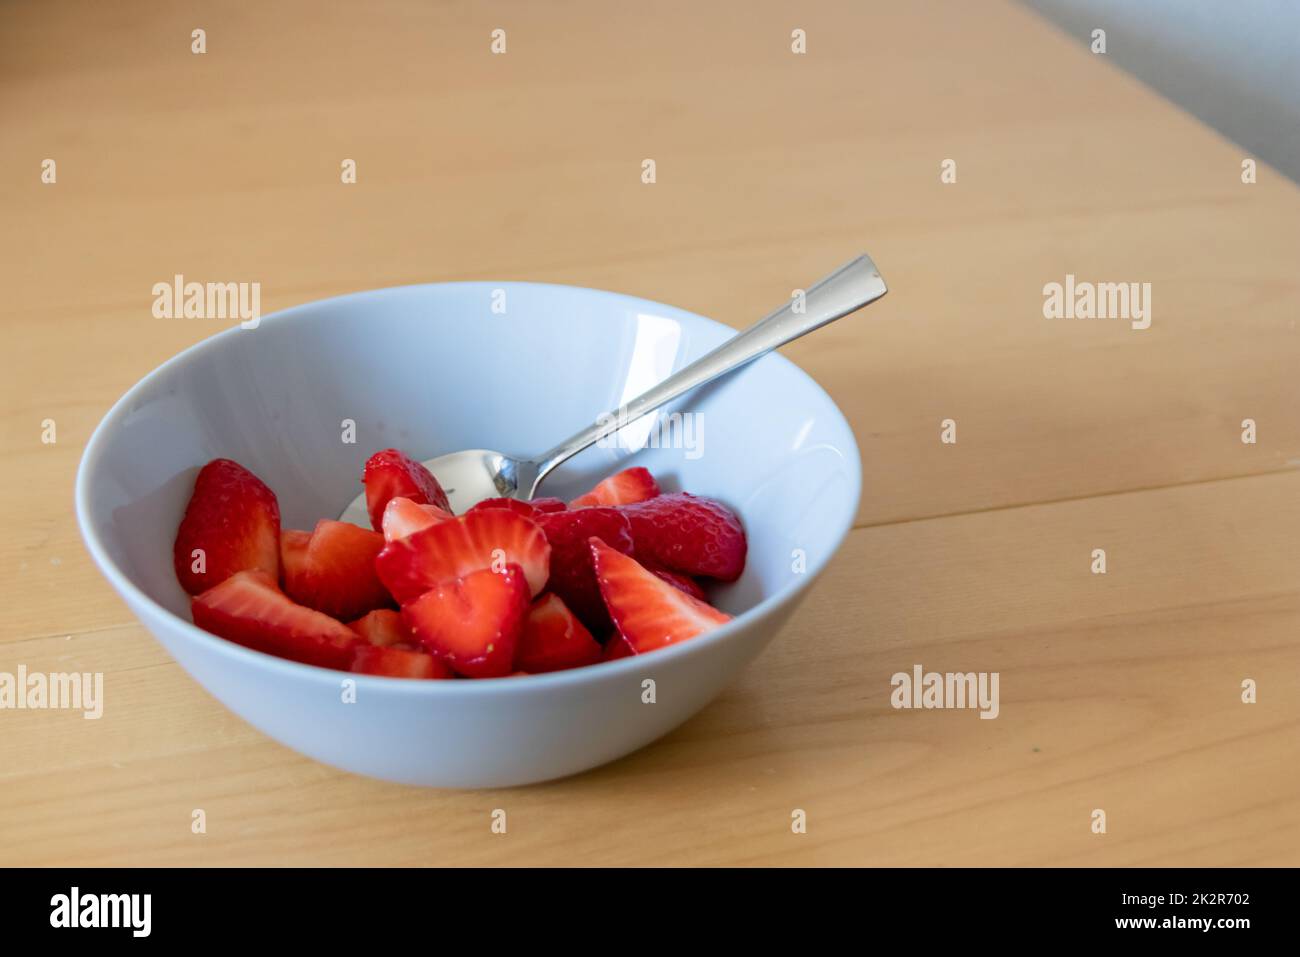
[{"x1": 76, "y1": 283, "x2": 861, "y2": 787}]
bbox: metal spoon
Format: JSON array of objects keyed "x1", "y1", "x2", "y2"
[{"x1": 340, "y1": 253, "x2": 887, "y2": 521}]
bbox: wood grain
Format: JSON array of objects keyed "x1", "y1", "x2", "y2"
[{"x1": 1, "y1": 0, "x2": 1297, "y2": 866}]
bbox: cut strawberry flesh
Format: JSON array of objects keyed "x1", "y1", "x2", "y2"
[
  {"x1": 647, "y1": 565, "x2": 708, "y2": 602},
  {"x1": 618, "y1": 492, "x2": 746, "y2": 581},
  {"x1": 530, "y1": 497, "x2": 568, "y2": 513},
  {"x1": 590, "y1": 537, "x2": 731, "y2": 654},
  {"x1": 570, "y1": 466, "x2": 660, "y2": 508},
  {"x1": 375, "y1": 508, "x2": 550, "y2": 603},
  {"x1": 401, "y1": 565, "x2": 529, "y2": 678},
  {"x1": 466, "y1": 497, "x2": 549, "y2": 521},
  {"x1": 516, "y1": 593, "x2": 602, "y2": 673},
  {"x1": 536, "y1": 506, "x2": 635, "y2": 636},
  {"x1": 350, "y1": 644, "x2": 452, "y2": 679},
  {"x1": 191, "y1": 570, "x2": 361, "y2": 669},
  {"x1": 281, "y1": 519, "x2": 392, "y2": 621},
  {"x1": 381, "y1": 496, "x2": 453, "y2": 543},
  {"x1": 279, "y1": 528, "x2": 312, "y2": 592},
  {"x1": 362, "y1": 448, "x2": 452, "y2": 532},
  {"x1": 174, "y1": 458, "x2": 281, "y2": 595},
  {"x1": 347, "y1": 608, "x2": 410, "y2": 647}
]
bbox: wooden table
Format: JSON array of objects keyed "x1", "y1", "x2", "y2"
[{"x1": 3, "y1": 0, "x2": 1297, "y2": 866}]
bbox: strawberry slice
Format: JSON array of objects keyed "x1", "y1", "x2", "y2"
[
  {"x1": 401, "y1": 565, "x2": 529, "y2": 678},
  {"x1": 362, "y1": 448, "x2": 452, "y2": 532},
  {"x1": 570, "y1": 466, "x2": 660, "y2": 508},
  {"x1": 602, "y1": 635, "x2": 635, "y2": 661},
  {"x1": 191, "y1": 570, "x2": 361, "y2": 669},
  {"x1": 281, "y1": 519, "x2": 391, "y2": 621},
  {"x1": 174, "y1": 458, "x2": 281, "y2": 595},
  {"x1": 647, "y1": 565, "x2": 708, "y2": 601},
  {"x1": 530, "y1": 497, "x2": 568, "y2": 513},
  {"x1": 536, "y1": 506, "x2": 635, "y2": 636},
  {"x1": 466, "y1": 497, "x2": 548, "y2": 521},
  {"x1": 381, "y1": 496, "x2": 453, "y2": 543},
  {"x1": 347, "y1": 608, "x2": 410, "y2": 646},
  {"x1": 590, "y1": 538, "x2": 731, "y2": 654},
  {"x1": 279, "y1": 528, "x2": 312, "y2": 591},
  {"x1": 350, "y1": 644, "x2": 452, "y2": 679},
  {"x1": 375, "y1": 508, "x2": 550, "y2": 603},
  {"x1": 516, "y1": 593, "x2": 602, "y2": 673},
  {"x1": 618, "y1": 492, "x2": 746, "y2": 581}
]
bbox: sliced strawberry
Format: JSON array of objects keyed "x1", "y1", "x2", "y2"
[
  {"x1": 467, "y1": 497, "x2": 547, "y2": 521},
  {"x1": 648, "y1": 565, "x2": 708, "y2": 602},
  {"x1": 381, "y1": 496, "x2": 453, "y2": 543},
  {"x1": 602, "y1": 635, "x2": 635, "y2": 661},
  {"x1": 618, "y1": 492, "x2": 746, "y2": 581},
  {"x1": 376, "y1": 508, "x2": 550, "y2": 603},
  {"x1": 516, "y1": 593, "x2": 602, "y2": 673},
  {"x1": 191, "y1": 570, "x2": 361, "y2": 669},
  {"x1": 530, "y1": 497, "x2": 568, "y2": 513},
  {"x1": 281, "y1": 519, "x2": 391, "y2": 621},
  {"x1": 174, "y1": 458, "x2": 281, "y2": 595},
  {"x1": 590, "y1": 538, "x2": 731, "y2": 654},
  {"x1": 536, "y1": 506, "x2": 635, "y2": 636},
  {"x1": 347, "y1": 608, "x2": 410, "y2": 647},
  {"x1": 570, "y1": 466, "x2": 661, "y2": 508},
  {"x1": 362, "y1": 448, "x2": 452, "y2": 532},
  {"x1": 402, "y1": 565, "x2": 529, "y2": 678},
  {"x1": 350, "y1": 644, "x2": 452, "y2": 679},
  {"x1": 279, "y1": 528, "x2": 312, "y2": 592}
]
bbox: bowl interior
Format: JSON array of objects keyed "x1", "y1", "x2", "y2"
[{"x1": 79, "y1": 282, "x2": 860, "y2": 628}]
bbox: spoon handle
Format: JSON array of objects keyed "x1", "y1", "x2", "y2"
[{"x1": 529, "y1": 253, "x2": 887, "y2": 493}]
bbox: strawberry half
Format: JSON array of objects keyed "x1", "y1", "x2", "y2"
[
  {"x1": 536, "y1": 506, "x2": 635, "y2": 636},
  {"x1": 402, "y1": 564, "x2": 529, "y2": 678},
  {"x1": 281, "y1": 519, "x2": 392, "y2": 621},
  {"x1": 570, "y1": 466, "x2": 660, "y2": 508},
  {"x1": 279, "y1": 528, "x2": 312, "y2": 591},
  {"x1": 174, "y1": 458, "x2": 281, "y2": 595},
  {"x1": 350, "y1": 644, "x2": 452, "y2": 679},
  {"x1": 362, "y1": 448, "x2": 452, "y2": 532},
  {"x1": 191, "y1": 570, "x2": 361, "y2": 669},
  {"x1": 347, "y1": 608, "x2": 410, "y2": 647},
  {"x1": 618, "y1": 492, "x2": 746, "y2": 581},
  {"x1": 647, "y1": 565, "x2": 708, "y2": 602},
  {"x1": 590, "y1": 537, "x2": 731, "y2": 654},
  {"x1": 381, "y1": 496, "x2": 453, "y2": 543},
  {"x1": 516, "y1": 593, "x2": 602, "y2": 673},
  {"x1": 375, "y1": 508, "x2": 550, "y2": 603}
]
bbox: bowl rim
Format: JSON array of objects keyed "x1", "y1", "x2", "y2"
[{"x1": 75, "y1": 280, "x2": 862, "y2": 694}]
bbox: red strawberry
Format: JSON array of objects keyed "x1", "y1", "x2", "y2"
[
  {"x1": 602, "y1": 635, "x2": 635, "y2": 661},
  {"x1": 347, "y1": 608, "x2": 410, "y2": 647},
  {"x1": 618, "y1": 492, "x2": 746, "y2": 581},
  {"x1": 530, "y1": 497, "x2": 568, "y2": 513},
  {"x1": 570, "y1": 466, "x2": 660, "y2": 508},
  {"x1": 402, "y1": 565, "x2": 529, "y2": 678},
  {"x1": 350, "y1": 644, "x2": 452, "y2": 679},
  {"x1": 362, "y1": 448, "x2": 452, "y2": 532},
  {"x1": 536, "y1": 507, "x2": 635, "y2": 636},
  {"x1": 191, "y1": 570, "x2": 361, "y2": 669},
  {"x1": 174, "y1": 458, "x2": 281, "y2": 595},
  {"x1": 590, "y1": 538, "x2": 731, "y2": 654},
  {"x1": 281, "y1": 519, "x2": 391, "y2": 621},
  {"x1": 279, "y1": 528, "x2": 312, "y2": 591},
  {"x1": 516, "y1": 594, "x2": 602, "y2": 673},
  {"x1": 375, "y1": 508, "x2": 550, "y2": 603},
  {"x1": 467, "y1": 497, "x2": 548, "y2": 521},
  {"x1": 381, "y1": 496, "x2": 453, "y2": 543},
  {"x1": 648, "y1": 565, "x2": 708, "y2": 602}
]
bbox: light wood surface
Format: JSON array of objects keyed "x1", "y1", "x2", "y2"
[{"x1": 2, "y1": 0, "x2": 1298, "y2": 866}]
